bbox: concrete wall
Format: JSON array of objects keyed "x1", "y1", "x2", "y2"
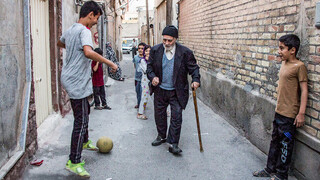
[
  {"x1": 179, "y1": 0, "x2": 320, "y2": 179},
  {"x1": 105, "y1": 0, "x2": 125, "y2": 61},
  {"x1": 0, "y1": 0, "x2": 26, "y2": 168},
  {"x1": 197, "y1": 69, "x2": 275, "y2": 152},
  {"x1": 171, "y1": 0, "x2": 179, "y2": 27},
  {"x1": 1, "y1": 0, "x2": 38, "y2": 179},
  {"x1": 115, "y1": 1, "x2": 124, "y2": 61},
  {"x1": 62, "y1": 1, "x2": 79, "y2": 32}
]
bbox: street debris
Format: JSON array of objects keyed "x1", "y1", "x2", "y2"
[{"x1": 30, "y1": 159, "x2": 44, "y2": 166}]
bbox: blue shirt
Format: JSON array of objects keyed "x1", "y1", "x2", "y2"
[
  {"x1": 160, "y1": 54, "x2": 175, "y2": 90},
  {"x1": 132, "y1": 55, "x2": 143, "y2": 81}
]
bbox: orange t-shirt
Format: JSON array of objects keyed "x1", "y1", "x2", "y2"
[{"x1": 275, "y1": 60, "x2": 308, "y2": 118}]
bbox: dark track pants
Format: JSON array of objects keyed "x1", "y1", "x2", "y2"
[
  {"x1": 154, "y1": 88, "x2": 183, "y2": 144},
  {"x1": 266, "y1": 113, "x2": 296, "y2": 179},
  {"x1": 93, "y1": 85, "x2": 106, "y2": 107},
  {"x1": 132, "y1": 47, "x2": 137, "y2": 59},
  {"x1": 69, "y1": 97, "x2": 90, "y2": 163}
]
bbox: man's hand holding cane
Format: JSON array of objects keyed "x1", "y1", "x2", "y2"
[{"x1": 191, "y1": 82, "x2": 200, "y2": 91}]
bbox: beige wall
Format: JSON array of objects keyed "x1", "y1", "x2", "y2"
[
  {"x1": 154, "y1": 1, "x2": 166, "y2": 45},
  {"x1": 105, "y1": 0, "x2": 125, "y2": 60},
  {"x1": 122, "y1": 23, "x2": 140, "y2": 38}
]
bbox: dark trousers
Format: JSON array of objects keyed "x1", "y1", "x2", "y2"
[
  {"x1": 266, "y1": 113, "x2": 296, "y2": 179},
  {"x1": 69, "y1": 97, "x2": 90, "y2": 163},
  {"x1": 154, "y1": 88, "x2": 183, "y2": 144},
  {"x1": 93, "y1": 85, "x2": 106, "y2": 107},
  {"x1": 135, "y1": 80, "x2": 142, "y2": 106},
  {"x1": 132, "y1": 47, "x2": 137, "y2": 59}
]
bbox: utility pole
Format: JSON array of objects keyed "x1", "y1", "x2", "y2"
[
  {"x1": 146, "y1": 0, "x2": 150, "y2": 45},
  {"x1": 166, "y1": 0, "x2": 172, "y2": 25}
]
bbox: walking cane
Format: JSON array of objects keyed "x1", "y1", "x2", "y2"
[{"x1": 192, "y1": 87, "x2": 204, "y2": 152}]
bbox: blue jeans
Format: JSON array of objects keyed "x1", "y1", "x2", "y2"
[{"x1": 135, "y1": 80, "x2": 142, "y2": 106}]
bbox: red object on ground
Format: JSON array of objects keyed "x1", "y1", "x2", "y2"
[{"x1": 30, "y1": 159, "x2": 44, "y2": 166}]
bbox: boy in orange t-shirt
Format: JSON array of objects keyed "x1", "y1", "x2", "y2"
[{"x1": 253, "y1": 34, "x2": 308, "y2": 180}]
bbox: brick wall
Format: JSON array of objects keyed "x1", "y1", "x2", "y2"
[{"x1": 179, "y1": 0, "x2": 320, "y2": 139}]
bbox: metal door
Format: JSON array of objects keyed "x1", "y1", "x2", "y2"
[{"x1": 30, "y1": 0, "x2": 52, "y2": 126}]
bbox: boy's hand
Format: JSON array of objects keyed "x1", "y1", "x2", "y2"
[
  {"x1": 110, "y1": 64, "x2": 118, "y2": 73},
  {"x1": 294, "y1": 113, "x2": 305, "y2": 128}
]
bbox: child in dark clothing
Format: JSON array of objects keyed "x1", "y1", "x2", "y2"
[{"x1": 92, "y1": 48, "x2": 111, "y2": 110}]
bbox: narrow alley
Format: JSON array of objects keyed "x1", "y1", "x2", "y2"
[
  {"x1": 22, "y1": 53, "x2": 295, "y2": 180},
  {"x1": 2, "y1": 1, "x2": 320, "y2": 179}
]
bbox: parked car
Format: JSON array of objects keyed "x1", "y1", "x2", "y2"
[{"x1": 122, "y1": 43, "x2": 132, "y2": 54}]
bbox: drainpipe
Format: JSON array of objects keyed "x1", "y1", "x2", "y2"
[
  {"x1": 0, "y1": 0, "x2": 31, "y2": 179},
  {"x1": 177, "y1": 0, "x2": 181, "y2": 30},
  {"x1": 166, "y1": 0, "x2": 172, "y2": 25}
]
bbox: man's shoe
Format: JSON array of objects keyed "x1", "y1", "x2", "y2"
[
  {"x1": 65, "y1": 160, "x2": 90, "y2": 178},
  {"x1": 168, "y1": 144, "x2": 182, "y2": 155},
  {"x1": 94, "y1": 106, "x2": 102, "y2": 110},
  {"x1": 83, "y1": 140, "x2": 98, "y2": 151},
  {"x1": 102, "y1": 105, "x2": 111, "y2": 110},
  {"x1": 151, "y1": 136, "x2": 166, "y2": 146}
]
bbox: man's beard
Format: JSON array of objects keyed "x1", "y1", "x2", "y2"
[{"x1": 165, "y1": 45, "x2": 173, "y2": 51}]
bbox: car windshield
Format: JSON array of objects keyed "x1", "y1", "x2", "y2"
[{"x1": 122, "y1": 43, "x2": 131, "y2": 47}]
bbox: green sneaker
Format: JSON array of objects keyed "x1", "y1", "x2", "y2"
[
  {"x1": 83, "y1": 140, "x2": 98, "y2": 151},
  {"x1": 65, "y1": 160, "x2": 90, "y2": 178}
]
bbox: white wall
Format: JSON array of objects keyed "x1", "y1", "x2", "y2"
[{"x1": 62, "y1": 1, "x2": 79, "y2": 32}]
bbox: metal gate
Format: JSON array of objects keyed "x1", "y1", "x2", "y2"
[{"x1": 30, "y1": 0, "x2": 52, "y2": 126}]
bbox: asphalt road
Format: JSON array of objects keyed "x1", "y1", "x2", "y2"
[{"x1": 22, "y1": 53, "x2": 296, "y2": 180}]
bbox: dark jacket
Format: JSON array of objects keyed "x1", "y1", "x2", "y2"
[{"x1": 147, "y1": 43, "x2": 201, "y2": 109}]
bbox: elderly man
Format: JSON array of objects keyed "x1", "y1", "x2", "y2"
[{"x1": 147, "y1": 25, "x2": 201, "y2": 155}]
